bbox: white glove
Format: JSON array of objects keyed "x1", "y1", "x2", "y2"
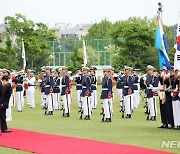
[
  {"x1": 177, "y1": 72, "x2": 180, "y2": 76},
  {"x1": 161, "y1": 72, "x2": 165, "y2": 77},
  {"x1": 171, "y1": 93, "x2": 174, "y2": 97},
  {"x1": 178, "y1": 93, "x2": 180, "y2": 97},
  {"x1": 148, "y1": 84, "x2": 153, "y2": 89}
]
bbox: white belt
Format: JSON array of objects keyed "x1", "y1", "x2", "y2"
[
  {"x1": 102, "y1": 88, "x2": 108, "y2": 90},
  {"x1": 45, "y1": 85, "x2": 50, "y2": 87},
  {"x1": 62, "y1": 85, "x2": 66, "y2": 87},
  {"x1": 91, "y1": 84, "x2": 96, "y2": 86},
  {"x1": 124, "y1": 86, "x2": 129, "y2": 88},
  {"x1": 18, "y1": 84, "x2": 23, "y2": 86},
  {"x1": 82, "y1": 86, "x2": 86, "y2": 88},
  {"x1": 76, "y1": 84, "x2": 81, "y2": 86}
]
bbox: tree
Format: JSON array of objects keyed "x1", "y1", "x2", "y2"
[
  {"x1": 85, "y1": 19, "x2": 112, "y2": 39},
  {"x1": 68, "y1": 47, "x2": 83, "y2": 73},
  {"x1": 0, "y1": 36, "x2": 18, "y2": 69},
  {"x1": 4, "y1": 13, "x2": 57, "y2": 70}
]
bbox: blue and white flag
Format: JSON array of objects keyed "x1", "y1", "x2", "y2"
[{"x1": 155, "y1": 13, "x2": 171, "y2": 70}]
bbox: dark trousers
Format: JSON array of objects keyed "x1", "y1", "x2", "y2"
[
  {"x1": 159, "y1": 100, "x2": 168, "y2": 124},
  {"x1": 0, "y1": 108, "x2": 8, "y2": 131}
]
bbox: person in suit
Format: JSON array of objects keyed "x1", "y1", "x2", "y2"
[
  {"x1": 0, "y1": 76, "x2": 18, "y2": 134},
  {"x1": 53, "y1": 71, "x2": 60, "y2": 110}
]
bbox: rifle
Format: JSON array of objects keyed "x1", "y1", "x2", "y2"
[
  {"x1": 120, "y1": 100, "x2": 125, "y2": 118},
  {"x1": 44, "y1": 102, "x2": 48, "y2": 115},
  {"x1": 100, "y1": 107, "x2": 105, "y2": 122},
  {"x1": 78, "y1": 101, "x2": 83, "y2": 120}
]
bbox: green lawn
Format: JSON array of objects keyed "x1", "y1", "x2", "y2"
[{"x1": 1, "y1": 86, "x2": 180, "y2": 153}]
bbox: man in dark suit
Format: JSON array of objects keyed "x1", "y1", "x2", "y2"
[{"x1": 0, "y1": 76, "x2": 18, "y2": 134}]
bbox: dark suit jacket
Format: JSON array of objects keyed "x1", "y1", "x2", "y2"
[{"x1": 0, "y1": 82, "x2": 12, "y2": 109}]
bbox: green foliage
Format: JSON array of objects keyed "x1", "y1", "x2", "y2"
[
  {"x1": 0, "y1": 36, "x2": 18, "y2": 69},
  {"x1": 86, "y1": 17, "x2": 176, "y2": 72},
  {"x1": 68, "y1": 47, "x2": 83, "y2": 73},
  {"x1": 4, "y1": 13, "x2": 57, "y2": 70},
  {"x1": 85, "y1": 19, "x2": 112, "y2": 39}
]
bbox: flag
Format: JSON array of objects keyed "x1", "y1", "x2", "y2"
[
  {"x1": 174, "y1": 14, "x2": 180, "y2": 70},
  {"x1": 155, "y1": 13, "x2": 171, "y2": 70},
  {"x1": 82, "y1": 39, "x2": 87, "y2": 67},
  {"x1": 22, "y1": 39, "x2": 26, "y2": 70}
]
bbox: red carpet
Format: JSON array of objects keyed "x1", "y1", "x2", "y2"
[{"x1": 0, "y1": 128, "x2": 171, "y2": 154}]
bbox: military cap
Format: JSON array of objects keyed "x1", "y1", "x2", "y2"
[
  {"x1": 82, "y1": 67, "x2": 89, "y2": 71},
  {"x1": 146, "y1": 65, "x2": 155, "y2": 71}
]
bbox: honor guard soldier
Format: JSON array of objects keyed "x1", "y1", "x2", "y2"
[
  {"x1": 145, "y1": 65, "x2": 159, "y2": 121},
  {"x1": 81, "y1": 67, "x2": 91, "y2": 120},
  {"x1": 44, "y1": 67, "x2": 54, "y2": 115},
  {"x1": 158, "y1": 67, "x2": 174, "y2": 129},
  {"x1": 15, "y1": 70, "x2": 24, "y2": 112},
  {"x1": 133, "y1": 69, "x2": 140, "y2": 109},
  {"x1": 26, "y1": 70, "x2": 36, "y2": 108},
  {"x1": 53, "y1": 71, "x2": 60, "y2": 110},
  {"x1": 61, "y1": 67, "x2": 71, "y2": 117},
  {"x1": 100, "y1": 68, "x2": 113, "y2": 122},
  {"x1": 114, "y1": 68, "x2": 124, "y2": 112},
  {"x1": 90, "y1": 67, "x2": 97, "y2": 109},
  {"x1": 74, "y1": 68, "x2": 83, "y2": 108},
  {"x1": 171, "y1": 69, "x2": 180, "y2": 130},
  {"x1": 38, "y1": 69, "x2": 46, "y2": 106},
  {"x1": 122, "y1": 66, "x2": 134, "y2": 119}
]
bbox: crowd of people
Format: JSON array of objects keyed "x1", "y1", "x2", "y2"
[{"x1": 0, "y1": 65, "x2": 180, "y2": 136}]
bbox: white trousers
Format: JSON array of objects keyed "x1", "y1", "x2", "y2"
[
  {"x1": 6, "y1": 94, "x2": 13, "y2": 121},
  {"x1": 124, "y1": 95, "x2": 133, "y2": 115},
  {"x1": 82, "y1": 96, "x2": 91, "y2": 116},
  {"x1": 62, "y1": 94, "x2": 71, "y2": 114},
  {"x1": 41, "y1": 92, "x2": 46, "y2": 105},
  {"x1": 90, "y1": 90, "x2": 97, "y2": 109},
  {"x1": 27, "y1": 89, "x2": 35, "y2": 108},
  {"x1": 53, "y1": 93, "x2": 60, "y2": 110},
  {"x1": 76, "y1": 90, "x2": 82, "y2": 108},
  {"x1": 147, "y1": 97, "x2": 157, "y2": 117},
  {"x1": 172, "y1": 100, "x2": 180, "y2": 126},
  {"x1": 102, "y1": 99, "x2": 112, "y2": 118},
  {"x1": 133, "y1": 90, "x2": 140, "y2": 109},
  {"x1": 16, "y1": 91, "x2": 24, "y2": 111},
  {"x1": 117, "y1": 89, "x2": 123, "y2": 106},
  {"x1": 46, "y1": 94, "x2": 53, "y2": 112}
]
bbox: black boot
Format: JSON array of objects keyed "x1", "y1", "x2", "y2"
[{"x1": 125, "y1": 114, "x2": 129, "y2": 119}]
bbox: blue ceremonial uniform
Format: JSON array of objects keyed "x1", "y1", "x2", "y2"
[
  {"x1": 15, "y1": 75, "x2": 23, "y2": 92},
  {"x1": 133, "y1": 75, "x2": 139, "y2": 90},
  {"x1": 100, "y1": 76, "x2": 112, "y2": 99},
  {"x1": 53, "y1": 77, "x2": 60, "y2": 93},
  {"x1": 40, "y1": 76, "x2": 46, "y2": 93},
  {"x1": 115, "y1": 75, "x2": 123, "y2": 89},
  {"x1": 44, "y1": 75, "x2": 54, "y2": 95},
  {"x1": 90, "y1": 75, "x2": 97, "y2": 90},
  {"x1": 81, "y1": 75, "x2": 91, "y2": 97},
  {"x1": 74, "y1": 74, "x2": 83, "y2": 90},
  {"x1": 122, "y1": 75, "x2": 133, "y2": 96},
  {"x1": 145, "y1": 75, "x2": 159, "y2": 98},
  {"x1": 61, "y1": 75, "x2": 70, "y2": 96}
]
